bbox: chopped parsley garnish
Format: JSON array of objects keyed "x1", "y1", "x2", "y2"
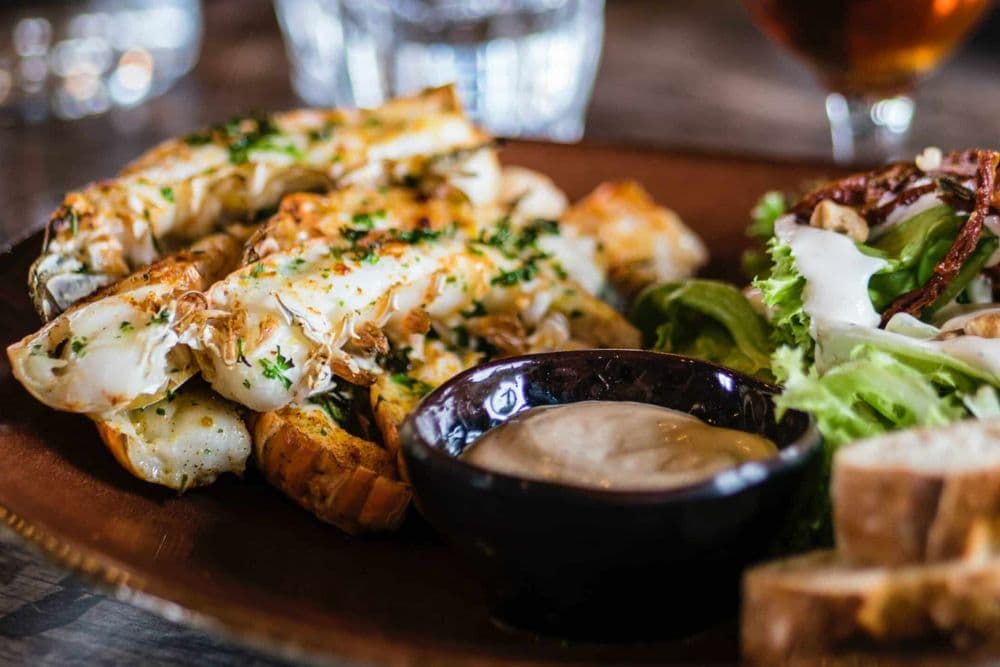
[
  {"x1": 155, "y1": 407, "x2": 167, "y2": 416},
  {"x1": 391, "y1": 373, "x2": 432, "y2": 396},
  {"x1": 70, "y1": 337, "x2": 88, "y2": 356},
  {"x1": 340, "y1": 226, "x2": 370, "y2": 243},
  {"x1": 149, "y1": 308, "x2": 170, "y2": 325},
  {"x1": 259, "y1": 347, "x2": 294, "y2": 390},
  {"x1": 308, "y1": 123, "x2": 336, "y2": 142},
  {"x1": 243, "y1": 378, "x2": 252, "y2": 389},
  {"x1": 160, "y1": 186, "x2": 175, "y2": 203},
  {"x1": 282, "y1": 257, "x2": 306, "y2": 274},
  {"x1": 491, "y1": 263, "x2": 538, "y2": 286},
  {"x1": 67, "y1": 209, "x2": 79, "y2": 237},
  {"x1": 351, "y1": 211, "x2": 381, "y2": 229},
  {"x1": 518, "y1": 218, "x2": 560, "y2": 249},
  {"x1": 308, "y1": 393, "x2": 346, "y2": 424},
  {"x1": 250, "y1": 262, "x2": 265, "y2": 278},
  {"x1": 120, "y1": 321, "x2": 134, "y2": 333},
  {"x1": 236, "y1": 337, "x2": 250, "y2": 367},
  {"x1": 462, "y1": 300, "x2": 487, "y2": 318},
  {"x1": 187, "y1": 113, "x2": 302, "y2": 165},
  {"x1": 395, "y1": 228, "x2": 443, "y2": 244}
]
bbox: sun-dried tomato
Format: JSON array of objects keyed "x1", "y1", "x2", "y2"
[
  {"x1": 790, "y1": 161, "x2": 922, "y2": 222},
  {"x1": 879, "y1": 150, "x2": 1000, "y2": 326}
]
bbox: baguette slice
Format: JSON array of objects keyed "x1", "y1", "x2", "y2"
[
  {"x1": 742, "y1": 549, "x2": 1000, "y2": 664},
  {"x1": 833, "y1": 418, "x2": 1000, "y2": 566},
  {"x1": 252, "y1": 403, "x2": 411, "y2": 534}
]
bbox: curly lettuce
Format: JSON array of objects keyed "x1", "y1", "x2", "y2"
[
  {"x1": 630, "y1": 279, "x2": 773, "y2": 379},
  {"x1": 742, "y1": 191, "x2": 787, "y2": 279},
  {"x1": 754, "y1": 237, "x2": 812, "y2": 352}
]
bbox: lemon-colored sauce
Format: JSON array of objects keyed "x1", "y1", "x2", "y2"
[{"x1": 461, "y1": 401, "x2": 778, "y2": 491}]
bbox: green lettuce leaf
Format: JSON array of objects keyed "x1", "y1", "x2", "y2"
[
  {"x1": 774, "y1": 344, "x2": 967, "y2": 448},
  {"x1": 748, "y1": 191, "x2": 787, "y2": 242},
  {"x1": 866, "y1": 205, "x2": 998, "y2": 315},
  {"x1": 771, "y1": 343, "x2": 971, "y2": 549},
  {"x1": 754, "y1": 237, "x2": 812, "y2": 353},
  {"x1": 742, "y1": 191, "x2": 788, "y2": 280},
  {"x1": 629, "y1": 279, "x2": 773, "y2": 379}
]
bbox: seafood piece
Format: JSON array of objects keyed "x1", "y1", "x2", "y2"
[
  {"x1": 191, "y1": 183, "x2": 617, "y2": 412},
  {"x1": 561, "y1": 180, "x2": 708, "y2": 297},
  {"x1": 94, "y1": 384, "x2": 251, "y2": 491},
  {"x1": 252, "y1": 391, "x2": 410, "y2": 534},
  {"x1": 30, "y1": 86, "x2": 495, "y2": 319},
  {"x1": 8, "y1": 231, "x2": 245, "y2": 413},
  {"x1": 193, "y1": 231, "x2": 549, "y2": 412}
]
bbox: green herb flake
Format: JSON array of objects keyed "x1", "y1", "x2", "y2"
[
  {"x1": 390, "y1": 373, "x2": 432, "y2": 396},
  {"x1": 149, "y1": 308, "x2": 170, "y2": 325},
  {"x1": 309, "y1": 394, "x2": 346, "y2": 424},
  {"x1": 259, "y1": 347, "x2": 294, "y2": 390},
  {"x1": 155, "y1": 407, "x2": 167, "y2": 416},
  {"x1": 160, "y1": 186, "x2": 175, "y2": 203},
  {"x1": 70, "y1": 337, "x2": 88, "y2": 356}
]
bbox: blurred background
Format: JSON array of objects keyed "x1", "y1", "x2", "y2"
[{"x1": 1, "y1": 0, "x2": 999, "y2": 247}]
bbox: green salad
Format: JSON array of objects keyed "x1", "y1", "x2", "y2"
[{"x1": 629, "y1": 149, "x2": 1000, "y2": 548}]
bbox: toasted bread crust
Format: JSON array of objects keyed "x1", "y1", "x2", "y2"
[
  {"x1": 833, "y1": 421, "x2": 1000, "y2": 565},
  {"x1": 742, "y1": 550, "x2": 1000, "y2": 664},
  {"x1": 253, "y1": 407, "x2": 411, "y2": 534}
]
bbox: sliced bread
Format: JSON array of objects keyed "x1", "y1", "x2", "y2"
[
  {"x1": 741, "y1": 549, "x2": 1000, "y2": 664},
  {"x1": 832, "y1": 418, "x2": 1000, "y2": 566}
]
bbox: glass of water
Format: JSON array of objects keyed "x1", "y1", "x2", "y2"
[{"x1": 274, "y1": 0, "x2": 605, "y2": 141}]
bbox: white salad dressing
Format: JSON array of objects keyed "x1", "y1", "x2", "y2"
[
  {"x1": 817, "y1": 313, "x2": 1000, "y2": 384},
  {"x1": 774, "y1": 216, "x2": 887, "y2": 334}
]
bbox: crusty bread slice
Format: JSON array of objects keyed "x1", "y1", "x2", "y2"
[
  {"x1": 741, "y1": 549, "x2": 1000, "y2": 664},
  {"x1": 252, "y1": 403, "x2": 411, "y2": 534},
  {"x1": 832, "y1": 418, "x2": 1000, "y2": 566}
]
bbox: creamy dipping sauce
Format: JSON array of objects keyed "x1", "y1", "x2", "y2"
[{"x1": 460, "y1": 401, "x2": 779, "y2": 491}]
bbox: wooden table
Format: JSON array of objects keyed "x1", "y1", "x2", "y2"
[{"x1": 0, "y1": 1, "x2": 997, "y2": 664}]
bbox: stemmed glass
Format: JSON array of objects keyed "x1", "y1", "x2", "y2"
[{"x1": 741, "y1": 0, "x2": 993, "y2": 164}]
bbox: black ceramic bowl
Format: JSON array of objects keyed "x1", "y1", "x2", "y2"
[{"x1": 399, "y1": 350, "x2": 820, "y2": 639}]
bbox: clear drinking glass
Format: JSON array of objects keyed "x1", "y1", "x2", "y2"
[
  {"x1": 274, "y1": 0, "x2": 605, "y2": 141},
  {"x1": 741, "y1": 0, "x2": 993, "y2": 164},
  {"x1": 0, "y1": 0, "x2": 202, "y2": 123}
]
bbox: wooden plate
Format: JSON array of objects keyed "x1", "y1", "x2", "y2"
[{"x1": 0, "y1": 142, "x2": 838, "y2": 666}]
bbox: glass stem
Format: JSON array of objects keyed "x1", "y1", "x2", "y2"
[{"x1": 825, "y1": 93, "x2": 915, "y2": 165}]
